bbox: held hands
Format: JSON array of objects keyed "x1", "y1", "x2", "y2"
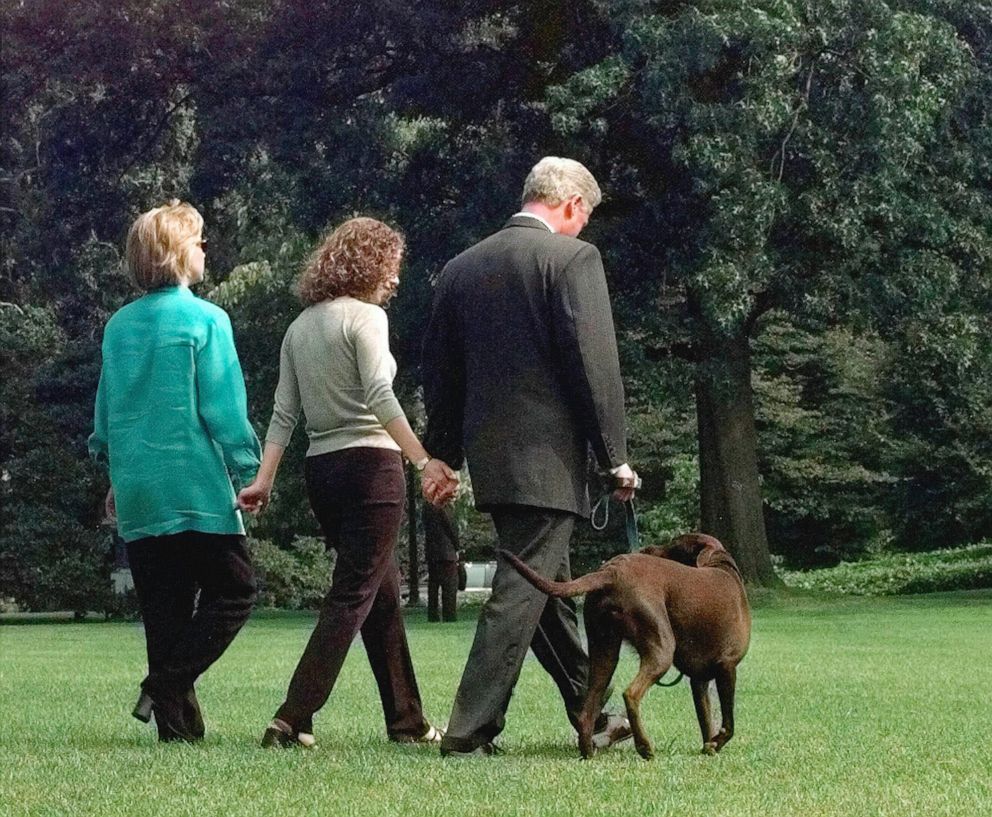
[
  {"x1": 611, "y1": 463, "x2": 640, "y2": 503},
  {"x1": 237, "y1": 479, "x2": 273, "y2": 514},
  {"x1": 421, "y1": 458, "x2": 460, "y2": 507}
]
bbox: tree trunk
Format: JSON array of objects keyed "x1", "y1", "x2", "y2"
[{"x1": 695, "y1": 330, "x2": 779, "y2": 585}]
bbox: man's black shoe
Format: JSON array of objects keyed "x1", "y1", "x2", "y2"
[{"x1": 441, "y1": 741, "x2": 500, "y2": 758}]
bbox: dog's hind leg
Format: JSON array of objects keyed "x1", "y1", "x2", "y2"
[
  {"x1": 576, "y1": 620, "x2": 622, "y2": 759},
  {"x1": 703, "y1": 666, "x2": 736, "y2": 754},
  {"x1": 622, "y1": 634, "x2": 674, "y2": 760},
  {"x1": 690, "y1": 677, "x2": 718, "y2": 751}
]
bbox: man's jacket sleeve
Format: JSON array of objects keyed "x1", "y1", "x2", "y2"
[
  {"x1": 421, "y1": 267, "x2": 466, "y2": 469},
  {"x1": 548, "y1": 244, "x2": 628, "y2": 469}
]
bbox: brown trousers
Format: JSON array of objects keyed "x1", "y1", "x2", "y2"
[{"x1": 274, "y1": 447, "x2": 428, "y2": 738}]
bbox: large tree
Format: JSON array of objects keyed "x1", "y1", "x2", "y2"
[{"x1": 547, "y1": 0, "x2": 992, "y2": 582}]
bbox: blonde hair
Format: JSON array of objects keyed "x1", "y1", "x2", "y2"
[
  {"x1": 521, "y1": 157, "x2": 602, "y2": 210},
  {"x1": 298, "y1": 217, "x2": 405, "y2": 305},
  {"x1": 125, "y1": 200, "x2": 203, "y2": 290}
]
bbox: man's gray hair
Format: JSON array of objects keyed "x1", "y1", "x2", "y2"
[{"x1": 521, "y1": 156, "x2": 602, "y2": 210}]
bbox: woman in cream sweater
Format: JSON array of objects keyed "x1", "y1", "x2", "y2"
[{"x1": 238, "y1": 217, "x2": 456, "y2": 749}]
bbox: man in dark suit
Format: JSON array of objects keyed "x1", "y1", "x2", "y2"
[{"x1": 421, "y1": 156, "x2": 638, "y2": 757}]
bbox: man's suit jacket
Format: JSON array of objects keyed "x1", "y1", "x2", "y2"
[{"x1": 422, "y1": 215, "x2": 628, "y2": 517}]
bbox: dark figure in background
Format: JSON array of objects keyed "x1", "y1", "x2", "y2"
[{"x1": 424, "y1": 503, "x2": 460, "y2": 622}]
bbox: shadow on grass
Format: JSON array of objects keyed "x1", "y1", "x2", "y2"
[
  {"x1": 0, "y1": 612, "x2": 131, "y2": 625},
  {"x1": 6, "y1": 588, "x2": 990, "y2": 627}
]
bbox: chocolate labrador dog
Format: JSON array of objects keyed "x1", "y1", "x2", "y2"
[{"x1": 501, "y1": 533, "x2": 750, "y2": 759}]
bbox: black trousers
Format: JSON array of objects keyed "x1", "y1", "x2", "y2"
[
  {"x1": 427, "y1": 560, "x2": 459, "y2": 622},
  {"x1": 274, "y1": 447, "x2": 428, "y2": 738},
  {"x1": 440, "y1": 505, "x2": 606, "y2": 753},
  {"x1": 126, "y1": 531, "x2": 256, "y2": 739}
]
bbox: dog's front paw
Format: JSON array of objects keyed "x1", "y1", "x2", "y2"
[
  {"x1": 702, "y1": 741, "x2": 718, "y2": 755},
  {"x1": 635, "y1": 740, "x2": 654, "y2": 760}
]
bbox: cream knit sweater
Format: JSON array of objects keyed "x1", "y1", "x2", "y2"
[{"x1": 265, "y1": 297, "x2": 404, "y2": 456}]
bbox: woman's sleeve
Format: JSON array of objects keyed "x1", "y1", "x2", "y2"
[
  {"x1": 195, "y1": 310, "x2": 262, "y2": 488},
  {"x1": 351, "y1": 306, "x2": 405, "y2": 427},
  {"x1": 264, "y1": 329, "x2": 302, "y2": 448},
  {"x1": 87, "y1": 362, "x2": 109, "y2": 469}
]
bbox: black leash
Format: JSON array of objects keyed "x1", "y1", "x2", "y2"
[{"x1": 590, "y1": 495, "x2": 640, "y2": 552}]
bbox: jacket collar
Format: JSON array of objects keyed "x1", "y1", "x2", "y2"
[{"x1": 502, "y1": 213, "x2": 555, "y2": 232}]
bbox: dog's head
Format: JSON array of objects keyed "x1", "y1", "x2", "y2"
[{"x1": 641, "y1": 533, "x2": 731, "y2": 569}]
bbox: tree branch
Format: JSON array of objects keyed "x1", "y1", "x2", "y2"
[
  {"x1": 770, "y1": 57, "x2": 817, "y2": 182},
  {"x1": 115, "y1": 91, "x2": 194, "y2": 183}
]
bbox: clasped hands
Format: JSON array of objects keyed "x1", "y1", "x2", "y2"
[
  {"x1": 236, "y1": 458, "x2": 460, "y2": 515},
  {"x1": 421, "y1": 458, "x2": 460, "y2": 507}
]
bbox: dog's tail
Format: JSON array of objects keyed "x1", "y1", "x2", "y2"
[{"x1": 498, "y1": 550, "x2": 612, "y2": 598}]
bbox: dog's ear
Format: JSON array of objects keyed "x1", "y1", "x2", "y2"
[
  {"x1": 696, "y1": 547, "x2": 742, "y2": 576},
  {"x1": 641, "y1": 542, "x2": 697, "y2": 566},
  {"x1": 666, "y1": 533, "x2": 726, "y2": 566},
  {"x1": 679, "y1": 534, "x2": 734, "y2": 568}
]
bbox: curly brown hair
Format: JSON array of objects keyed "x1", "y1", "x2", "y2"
[{"x1": 298, "y1": 217, "x2": 405, "y2": 305}]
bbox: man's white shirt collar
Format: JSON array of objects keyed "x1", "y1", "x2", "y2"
[{"x1": 512, "y1": 212, "x2": 555, "y2": 233}]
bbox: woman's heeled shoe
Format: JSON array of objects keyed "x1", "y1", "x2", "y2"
[
  {"x1": 260, "y1": 719, "x2": 316, "y2": 749},
  {"x1": 132, "y1": 691, "x2": 154, "y2": 723}
]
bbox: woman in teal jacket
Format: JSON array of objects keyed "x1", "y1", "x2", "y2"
[{"x1": 89, "y1": 200, "x2": 261, "y2": 742}]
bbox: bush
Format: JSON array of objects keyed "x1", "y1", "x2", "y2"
[
  {"x1": 249, "y1": 536, "x2": 333, "y2": 609},
  {"x1": 778, "y1": 542, "x2": 992, "y2": 595},
  {"x1": 0, "y1": 505, "x2": 115, "y2": 616}
]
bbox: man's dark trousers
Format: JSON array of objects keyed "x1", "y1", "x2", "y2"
[
  {"x1": 440, "y1": 505, "x2": 592, "y2": 753},
  {"x1": 427, "y1": 560, "x2": 459, "y2": 622}
]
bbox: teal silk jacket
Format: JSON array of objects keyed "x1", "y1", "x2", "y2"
[{"x1": 89, "y1": 286, "x2": 261, "y2": 542}]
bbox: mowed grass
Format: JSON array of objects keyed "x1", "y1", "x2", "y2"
[{"x1": 2, "y1": 591, "x2": 991, "y2": 817}]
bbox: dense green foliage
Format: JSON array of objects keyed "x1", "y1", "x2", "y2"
[
  {"x1": 2, "y1": 593, "x2": 991, "y2": 816},
  {"x1": 248, "y1": 536, "x2": 333, "y2": 610},
  {"x1": 545, "y1": 0, "x2": 992, "y2": 575},
  {"x1": 2, "y1": 1, "x2": 992, "y2": 606}
]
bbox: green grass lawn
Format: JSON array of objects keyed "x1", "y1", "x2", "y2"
[{"x1": 2, "y1": 591, "x2": 991, "y2": 817}]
